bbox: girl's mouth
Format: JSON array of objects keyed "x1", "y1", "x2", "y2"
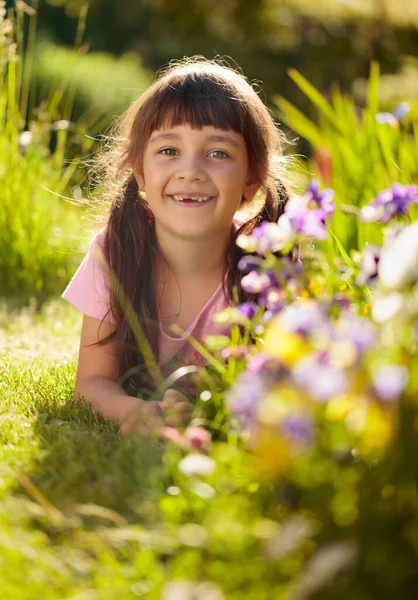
[{"x1": 169, "y1": 195, "x2": 216, "y2": 205}]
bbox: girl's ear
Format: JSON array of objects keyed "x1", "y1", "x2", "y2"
[
  {"x1": 243, "y1": 181, "x2": 262, "y2": 203},
  {"x1": 134, "y1": 172, "x2": 147, "y2": 200}
]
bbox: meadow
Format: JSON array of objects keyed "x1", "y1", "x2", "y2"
[{"x1": 2, "y1": 4, "x2": 418, "y2": 599}]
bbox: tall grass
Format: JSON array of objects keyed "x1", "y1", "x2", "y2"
[
  {"x1": 0, "y1": 1, "x2": 94, "y2": 305},
  {"x1": 275, "y1": 62, "x2": 418, "y2": 252}
]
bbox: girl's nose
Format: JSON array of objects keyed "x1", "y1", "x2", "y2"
[{"x1": 176, "y1": 155, "x2": 207, "y2": 181}]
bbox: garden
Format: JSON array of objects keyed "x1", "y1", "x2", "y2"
[{"x1": 1, "y1": 1, "x2": 418, "y2": 598}]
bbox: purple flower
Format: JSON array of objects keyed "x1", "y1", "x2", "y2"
[
  {"x1": 331, "y1": 293, "x2": 351, "y2": 311},
  {"x1": 334, "y1": 315, "x2": 377, "y2": 355},
  {"x1": 293, "y1": 357, "x2": 348, "y2": 402},
  {"x1": 286, "y1": 209, "x2": 327, "y2": 240},
  {"x1": 227, "y1": 370, "x2": 267, "y2": 420},
  {"x1": 356, "y1": 244, "x2": 381, "y2": 287},
  {"x1": 251, "y1": 221, "x2": 294, "y2": 255},
  {"x1": 247, "y1": 353, "x2": 288, "y2": 385},
  {"x1": 265, "y1": 287, "x2": 285, "y2": 313},
  {"x1": 279, "y1": 414, "x2": 314, "y2": 447},
  {"x1": 372, "y1": 364, "x2": 408, "y2": 402},
  {"x1": 237, "y1": 255, "x2": 262, "y2": 273},
  {"x1": 393, "y1": 102, "x2": 410, "y2": 121},
  {"x1": 241, "y1": 271, "x2": 273, "y2": 294},
  {"x1": 305, "y1": 180, "x2": 336, "y2": 215},
  {"x1": 360, "y1": 184, "x2": 418, "y2": 223},
  {"x1": 377, "y1": 102, "x2": 410, "y2": 125},
  {"x1": 277, "y1": 301, "x2": 328, "y2": 337},
  {"x1": 236, "y1": 302, "x2": 258, "y2": 319},
  {"x1": 241, "y1": 270, "x2": 279, "y2": 295}
]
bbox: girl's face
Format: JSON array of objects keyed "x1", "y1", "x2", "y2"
[{"x1": 139, "y1": 124, "x2": 259, "y2": 241}]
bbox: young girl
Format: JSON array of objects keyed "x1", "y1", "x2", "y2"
[{"x1": 62, "y1": 57, "x2": 289, "y2": 436}]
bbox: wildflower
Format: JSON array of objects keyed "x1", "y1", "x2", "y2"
[
  {"x1": 372, "y1": 364, "x2": 408, "y2": 402},
  {"x1": 184, "y1": 426, "x2": 212, "y2": 452},
  {"x1": 18, "y1": 130, "x2": 32, "y2": 152},
  {"x1": 375, "y1": 112, "x2": 398, "y2": 127},
  {"x1": 356, "y1": 244, "x2": 380, "y2": 286},
  {"x1": 293, "y1": 357, "x2": 348, "y2": 402},
  {"x1": 275, "y1": 300, "x2": 328, "y2": 337},
  {"x1": 227, "y1": 370, "x2": 267, "y2": 419},
  {"x1": 178, "y1": 453, "x2": 216, "y2": 477},
  {"x1": 372, "y1": 292, "x2": 404, "y2": 323},
  {"x1": 331, "y1": 293, "x2": 351, "y2": 311},
  {"x1": 237, "y1": 255, "x2": 262, "y2": 273},
  {"x1": 333, "y1": 314, "x2": 377, "y2": 355},
  {"x1": 236, "y1": 302, "x2": 258, "y2": 319},
  {"x1": 250, "y1": 430, "x2": 294, "y2": 480},
  {"x1": 241, "y1": 271, "x2": 275, "y2": 294},
  {"x1": 220, "y1": 345, "x2": 251, "y2": 361},
  {"x1": 360, "y1": 184, "x2": 418, "y2": 223},
  {"x1": 279, "y1": 413, "x2": 314, "y2": 447},
  {"x1": 265, "y1": 287, "x2": 285, "y2": 313},
  {"x1": 376, "y1": 102, "x2": 410, "y2": 125},
  {"x1": 351, "y1": 403, "x2": 396, "y2": 455},
  {"x1": 378, "y1": 220, "x2": 418, "y2": 290},
  {"x1": 247, "y1": 352, "x2": 287, "y2": 379},
  {"x1": 237, "y1": 220, "x2": 294, "y2": 255},
  {"x1": 392, "y1": 102, "x2": 411, "y2": 121},
  {"x1": 264, "y1": 327, "x2": 309, "y2": 367},
  {"x1": 304, "y1": 180, "x2": 336, "y2": 214}
]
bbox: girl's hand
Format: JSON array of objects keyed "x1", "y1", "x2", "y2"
[
  {"x1": 118, "y1": 389, "x2": 193, "y2": 436},
  {"x1": 159, "y1": 388, "x2": 194, "y2": 428}
]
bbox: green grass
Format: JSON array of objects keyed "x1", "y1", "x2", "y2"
[{"x1": 0, "y1": 301, "x2": 171, "y2": 598}]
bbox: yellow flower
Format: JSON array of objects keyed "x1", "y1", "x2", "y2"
[
  {"x1": 325, "y1": 393, "x2": 362, "y2": 422},
  {"x1": 249, "y1": 428, "x2": 293, "y2": 481},
  {"x1": 264, "y1": 326, "x2": 309, "y2": 367},
  {"x1": 257, "y1": 384, "x2": 302, "y2": 427},
  {"x1": 355, "y1": 404, "x2": 396, "y2": 455}
]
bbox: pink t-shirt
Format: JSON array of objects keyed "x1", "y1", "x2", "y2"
[{"x1": 62, "y1": 225, "x2": 241, "y2": 376}]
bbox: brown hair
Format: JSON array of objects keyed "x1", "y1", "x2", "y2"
[{"x1": 93, "y1": 57, "x2": 290, "y2": 394}]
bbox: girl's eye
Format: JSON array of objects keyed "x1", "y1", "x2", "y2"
[
  {"x1": 209, "y1": 150, "x2": 228, "y2": 159},
  {"x1": 159, "y1": 148, "x2": 178, "y2": 156}
]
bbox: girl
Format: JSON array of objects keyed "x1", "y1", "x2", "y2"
[{"x1": 62, "y1": 57, "x2": 290, "y2": 436}]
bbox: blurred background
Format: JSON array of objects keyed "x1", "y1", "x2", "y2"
[{"x1": 11, "y1": 0, "x2": 418, "y2": 132}]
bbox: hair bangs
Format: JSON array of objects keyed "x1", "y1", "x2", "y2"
[{"x1": 144, "y1": 74, "x2": 247, "y2": 137}]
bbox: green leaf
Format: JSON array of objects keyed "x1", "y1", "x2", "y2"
[
  {"x1": 287, "y1": 68, "x2": 335, "y2": 123},
  {"x1": 329, "y1": 229, "x2": 355, "y2": 269},
  {"x1": 274, "y1": 96, "x2": 323, "y2": 147}
]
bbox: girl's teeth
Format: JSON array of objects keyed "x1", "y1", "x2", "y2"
[{"x1": 172, "y1": 195, "x2": 210, "y2": 202}]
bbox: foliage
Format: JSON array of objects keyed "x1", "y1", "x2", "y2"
[
  {"x1": 32, "y1": 41, "x2": 151, "y2": 126},
  {"x1": 0, "y1": 2, "x2": 94, "y2": 304},
  {"x1": 275, "y1": 62, "x2": 418, "y2": 251},
  {"x1": 33, "y1": 0, "x2": 418, "y2": 131}
]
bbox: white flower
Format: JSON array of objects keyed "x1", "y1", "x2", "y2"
[
  {"x1": 178, "y1": 453, "x2": 216, "y2": 477},
  {"x1": 372, "y1": 292, "x2": 404, "y2": 323},
  {"x1": 378, "y1": 221, "x2": 418, "y2": 290}
]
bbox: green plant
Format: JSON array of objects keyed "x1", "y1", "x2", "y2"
[
  {"x1": 275, "y1": 62, "x2": 418, "y2": 252},
  {"x1": 0, "y1": 1, "x2": 94, "y2": 304}
]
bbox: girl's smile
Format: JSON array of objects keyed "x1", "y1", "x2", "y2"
[{"x1": 140, "y1": 124, "x2": 257, "y2": 239}]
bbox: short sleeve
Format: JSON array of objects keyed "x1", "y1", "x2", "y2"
[{"x1": 61, "y1": 229, "x2": 115, "y2": 323}]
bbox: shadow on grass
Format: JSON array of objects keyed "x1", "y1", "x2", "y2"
[{"x1": 8, "y1": 361, "x2": 171, "y2": 526}]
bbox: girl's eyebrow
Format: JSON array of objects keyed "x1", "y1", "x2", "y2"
[{"x1": 149, "y1": 131, "x2": 240, "y2": 149}]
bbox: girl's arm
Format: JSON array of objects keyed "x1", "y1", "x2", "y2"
[
  {"x1": 74, "y1": 314, "x2": 141, "y2": 425},
  {"x1": 74, "y1": 315, "x2": 193, "y2": 434}
]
